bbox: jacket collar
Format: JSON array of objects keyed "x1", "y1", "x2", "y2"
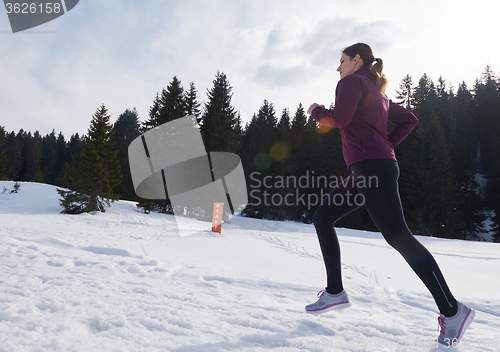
[{"x1": 354, "y1": 67, "x2": 376, "y2": 83}]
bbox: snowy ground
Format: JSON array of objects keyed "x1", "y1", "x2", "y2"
[{"x1": 1, "y1": 181, "x2": 499, "y2": 352}]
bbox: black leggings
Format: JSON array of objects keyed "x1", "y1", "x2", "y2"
[{"x1": 313, "y1": 159, "x2": 457, "y2": 316}]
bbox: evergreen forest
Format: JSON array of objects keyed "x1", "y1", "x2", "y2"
[{"x1": 1, "y1": 67, "x2": 499, "y2": 242}]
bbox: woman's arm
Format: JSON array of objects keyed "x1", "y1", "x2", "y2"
[
  {"x1": 308, "y1": 75, "x2": 363, "y2": 128},
  {"x1": 387, "y1": 101, "x2": 419, "y2": 147}
]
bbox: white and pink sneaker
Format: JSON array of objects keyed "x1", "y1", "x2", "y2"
[{"x1": 437, "y1": 301, "x2": 475, "y2": 347}]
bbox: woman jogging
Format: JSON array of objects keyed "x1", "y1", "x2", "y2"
[{"x1": 305, "y1": 43, "x2": 474, "y2": 346}]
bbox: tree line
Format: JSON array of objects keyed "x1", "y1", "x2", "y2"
[{"x1": 0, "y1": 67, "x2": 499, "y2": 242}]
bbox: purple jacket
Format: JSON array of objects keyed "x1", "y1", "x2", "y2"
[{"x1": 311, "y1": 67, "x2": 418, "y2": 168}]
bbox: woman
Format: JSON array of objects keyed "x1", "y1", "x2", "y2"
[{"x1": 305, "y1": 43, "x2": 474, "y2": 346}]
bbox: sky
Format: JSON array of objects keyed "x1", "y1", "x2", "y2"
[{"x1": 0, "y1": 0, "x2": 498, "y2": 137}]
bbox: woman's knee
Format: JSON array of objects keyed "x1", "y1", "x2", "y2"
[
  {"x1": 313, "y1": 205, "x2": 334, "y2": 229},
  {"x1": 382, "y1": 227, "x2": 416, "y2": 252}
]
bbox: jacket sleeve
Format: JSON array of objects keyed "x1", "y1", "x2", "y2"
[
  {"x1": 311, "y1": 75, "x2": 363, "y2": 128},
  {"x1": 387, "y1": 101, "x2": 419, "y2": 148}
]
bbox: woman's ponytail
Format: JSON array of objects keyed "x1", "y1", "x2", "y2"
[{"x1": 371, "y1": 58, "x2": 388, "y2": 94}]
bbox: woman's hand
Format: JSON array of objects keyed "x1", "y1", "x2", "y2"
[{"x1": 307, "y1": 103, "x2": 325, "y2": 115}]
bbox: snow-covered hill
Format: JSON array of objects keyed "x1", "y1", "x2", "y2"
[{"x1": 1, "y1": 181, "x2": 499, "y2": 351}]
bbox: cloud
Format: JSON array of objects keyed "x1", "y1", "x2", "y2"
[
  {"x1": 252, "y1": 16, "x2": 394, "y2": 89},
  {"x1": 305, "y1": 18, "x2": 393, "y2": 67},
  {"x1": 0, "y1": 0, "x2": 191, "y2": 135},
  {"x1": 254, "y1": 63, "x2": 309, "y2": 87}
]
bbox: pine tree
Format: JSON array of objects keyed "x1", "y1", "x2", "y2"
[
  {"x1": 396, "y1": 74, "x2": 414, "y2": 110},
  {"x1": 23, "y1": 131, "x2": 43, "y2": 182},
  {"x1": 399, "y1": 111, "x2": 463, "y2": 237},
  {"x1": 6, "y1": 131, "x2": 22, "y2": 180},
  {"x1": 412, "y1": 73, "x2": 438, "y2": 120},
  {"x1": 58, "y1": 133, "x2": 83, "y2": 187},
  {"x1": 492, "y1": 213, "x2": 500, "y2": 242},
  {"x1": 142, "y1": 77, "x2": 188, "y2": 131},
  {"x1": 250, "y1": 100, "x2": 278, "y2": 166},
  {"x1": 277, "y1": 108, "x2": 291, "y2": 137},
  {"x1": 0, "y1": 149, "x2": 6, "y2": 180},
  {"x1": 452, "y1": 83, "x2": 479, "y2": 177},
  {"x1": 56, "y1": 189, "x2": 91, "y2": 214},
  {"x1": 241, "y1": 114, "x2": 258, "y2": 217},
  {"x1": 143, "y1": 93, "x2": 162, "y2": 131},
  {"x1": 67, "y1": 133, "x2": 83, "y2": 161},
  {"x1": 272, "y1": 108, "x2": 296, "y2": 220},
  {"x1": 241, "y1": 100, "x2": 278, "y2": 218},
  {"x1": 41, "y1": 130, "x2": 58, "y2": 184},
  {"x1": 436, "y1": 76, "x2": 453, "y2": 142},
  {"x1": 60, "y1": 104, "x2": 122, "y2": 213},
  {"x1": 288, "y1": 104, "x2": 311, "y2": 221},
  {"x1": 298, "y1": 115, "x2": 326, "y2": 222},
  {"x1": 158, "y1": 76, "x2": 186, "y2": 125},
  {"x1": 475, "y1": 65, "x2": 500, "y2": 175},
  {"x1": 54, "y1": 132, "x2": 67, "y2": 186},
  {"x1": 275, "y1": 108, "x2": 294, "y2": 175},
  {"x1": 112, "y1": 108, "x2": 141, "y2": 200},
  {"x1": 141, "y1": 75, "x2": 187, "y2": 132},
  {"x1": 139, "y1": 79, "x2": 191, "y2": 214},
  {"x1": 185, "y1": 82, "x2": 201, "y2": 122},
  {"x1": 396, "y1": 74, "x2": 466, "y2": 238},
  {"x1": 486, "y1": 115, "x2": 500, "y2": 242},
  {"x1": 0, "y1": 126, "x2": 8, "y2": 180},
  {"x1": 200, "y1": 71, "x2": 241, "y2": 153},
  {"x1": 451, "y1": 82, "x2": 485, "y2": 239},
  {"x1": 290, "y1": 103, "x2": 308, "y2": 168},
  {"x1": 235, "y1": 111, "x2": 244, "y2": 143}
]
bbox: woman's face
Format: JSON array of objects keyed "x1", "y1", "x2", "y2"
[{"x1": 337, "y1": 53, "x2": 360, "y2": 79}]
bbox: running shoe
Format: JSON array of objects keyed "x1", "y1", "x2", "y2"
[
  {"x1": 305, "y1": 289, "x2": 351, "y2": 315},
  {"x1": 437, "y1": 301, "x2": 475, "y2": 347}
]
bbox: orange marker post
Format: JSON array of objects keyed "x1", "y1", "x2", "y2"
[{"x1": 211, "y1": 202, "x2": 224, "y2": 234}]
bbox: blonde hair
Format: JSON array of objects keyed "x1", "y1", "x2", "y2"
[{"x1": 343, "y1": 43, "x2": 388, "y2": 94}]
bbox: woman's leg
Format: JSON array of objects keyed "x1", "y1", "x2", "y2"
[
  {"x1": 352, "y1": 159, "x2": 458, "y2": 317},
  {"x1": 313, "y1": 175, "x2": 362, "y2": 294}
]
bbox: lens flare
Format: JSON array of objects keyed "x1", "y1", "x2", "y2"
[
  {"x1": 254, "y1": 152, "x2": 273, "y2": 170},
  {"x1": 270, "y1": 143, "x2": 288, "y2": 161},
  {"x1": 316, "y1": 123, "x2": 333, "y2": 134}
]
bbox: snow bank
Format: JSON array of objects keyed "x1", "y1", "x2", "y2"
[{"x1": 0, "y1": 181, "x2": 499, "y2": 351}]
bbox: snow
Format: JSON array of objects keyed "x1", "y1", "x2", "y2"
[{"x1": 1, "y1": 181, "x2": 499, "y2": 351}]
